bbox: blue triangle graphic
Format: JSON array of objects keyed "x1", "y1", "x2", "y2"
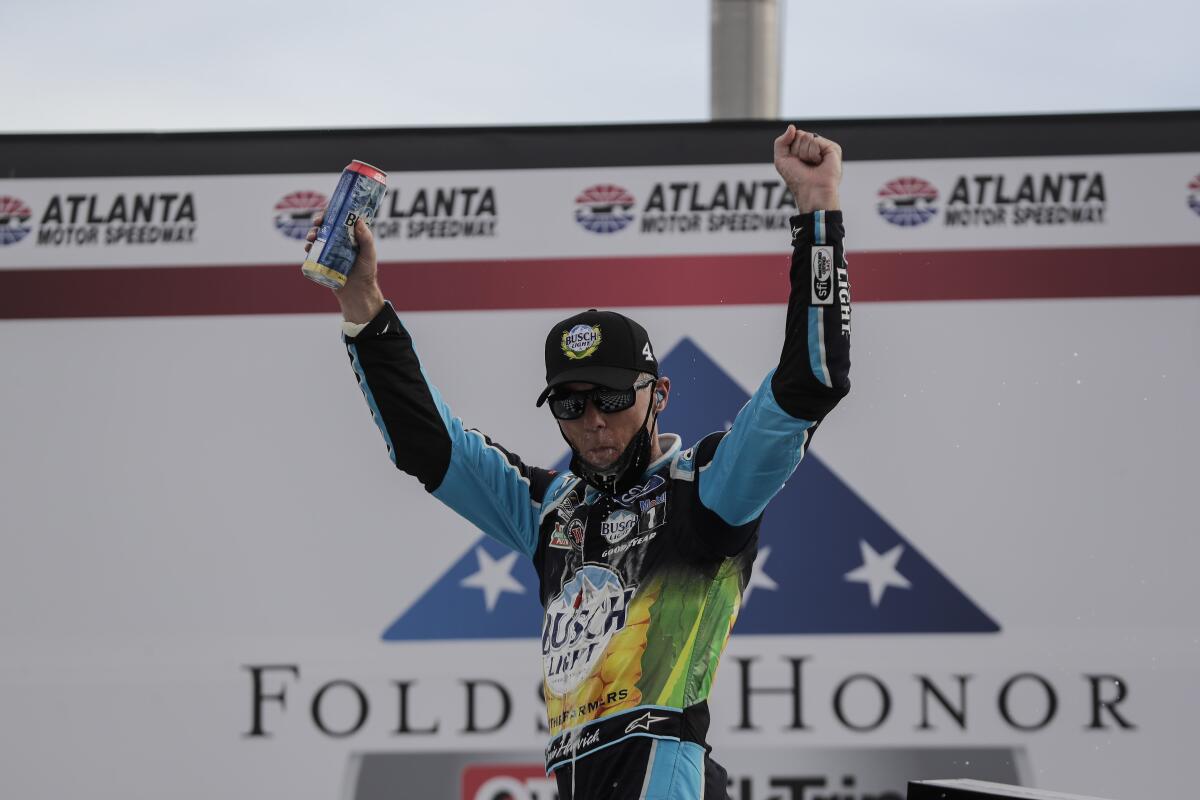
[{"x1": 382, "y1": 338, "x2": 999, "y2": 640}]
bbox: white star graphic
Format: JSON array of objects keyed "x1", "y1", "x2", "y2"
[
  {"x1": 844, "y1": 540, "x2": 911, "y2": 607},
  {"x1": 459, "y1": 546, "x2": 525, "y2": 612},
  {"x1": 742, "y1": 546, "x2": 778, "y2": 607}
]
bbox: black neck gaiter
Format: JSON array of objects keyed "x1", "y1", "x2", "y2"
[{"x1": 565, "y1": 401, "x2": 659, "y2": 496}]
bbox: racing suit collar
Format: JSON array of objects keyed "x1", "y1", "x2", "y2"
[
  {"x1": 581, "y1": 434, "x2": 680, "y2": 505},
  {"x1": 643, "y1": 433, "x2": 681, "y2": 476}
]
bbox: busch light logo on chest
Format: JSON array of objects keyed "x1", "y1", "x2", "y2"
[
  {"x1": 542, "y1": 566, "x2": 636, "y2": 694},
  {"x1": 601, "y1": 509, "x2": 638, "y2": 544}
]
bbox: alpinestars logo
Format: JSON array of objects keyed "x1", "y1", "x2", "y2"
[
  {"x1": 877, "y1": 177, "x2": 939, "y2": 227},
  {"x1": 0, "y1": 196, "x2": 34, "y2": 246},
  {"x1": 274, "y1": 191, "x2": 327, "y2": 240},
  {"x1": 574, "y1": 184, "x2": 636, "y2": 234},
  {"x1": 381, "y1": 339, "x2": 998, "y2": 641}
]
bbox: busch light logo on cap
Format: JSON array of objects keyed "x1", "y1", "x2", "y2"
[
  {"x1": 274, "y1": 191, "x2": 327, "y2": 240},
  {"x1": 562, "y1": 324, "x2": 602, "y2": 360},
  {"x1": 601, "y1": 509, "x2": 638, "y2": 544},
  {"x1": 575, "y1": 184, "x2": 636, "y2": 234},
  {"x1": 0, "y1": 196, "x2": 34, "y2": 246},
  {"x1": 1189, "y1": 175, "x2": 1200, "y2": 218},
  {"x1": 541, "y1": 566, "x2": 636, "y2": 693},
  {"x1": 877, "y1": 177, "x2": 939, "y2": 227}
]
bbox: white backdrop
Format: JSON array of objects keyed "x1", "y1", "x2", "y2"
[
  {"x1": 1, "y1": 294, "x2": 1197, "y2": 798},
  {"x1": 1, "y1": 139, "x2": 1199, "y2": 798}
]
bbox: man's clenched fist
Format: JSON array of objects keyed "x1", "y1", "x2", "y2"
[{"x1": 773, "y1": 125, "x2": 843, "y2": 215}]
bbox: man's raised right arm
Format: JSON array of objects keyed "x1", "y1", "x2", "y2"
[{"x1": 305, "y1": 216, "x2": 564, "y2": 558}]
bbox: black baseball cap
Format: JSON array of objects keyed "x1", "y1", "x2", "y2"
[{"x1": 535, "y1": 309, "x2": 659, "y2": 406}]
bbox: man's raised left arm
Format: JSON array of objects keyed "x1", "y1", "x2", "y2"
[{"x1": 696, "y1": 127, "x2": 851, "y2": 530}]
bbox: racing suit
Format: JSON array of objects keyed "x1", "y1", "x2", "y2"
[{"x1": 342, "y1": 211, "x2": 851, "y2": 799}]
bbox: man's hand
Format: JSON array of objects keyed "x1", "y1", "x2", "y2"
[
  {"x1": 773, "y1": 125, "x2": 843, "y2": 214},
  {"x1": 305, "y1": 212, "x2": 385, "y2": 324}
]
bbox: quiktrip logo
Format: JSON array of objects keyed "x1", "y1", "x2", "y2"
[
  {"x1": 273, "y1": 191, "x2": 326, "y2": 240},
  {"x1": 0, "y1": 196, "x2": 33, "y2": 246},
  {"x1": 1189, "y1": 174, "x2": 1200, "y2": 217},
  {"x1": 461, "y1": 764, "x2": 555, "y2": 800},
  {"x1": 574, "y1": 184, "x2": 636, "y2": 234},
  {"x1": 381, "y1": 339, "x2": 998, "y2": 641},
  {"x1": 877, "y1": 177, "x2": 939, "y2": 227},
  {"x1": 346, "y1": 750, "x2": 1027, "y2": 800}
]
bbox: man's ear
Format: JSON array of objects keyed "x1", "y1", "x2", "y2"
[{"x1": 654, "y1": 377, "x2": 671, "y2": 411}]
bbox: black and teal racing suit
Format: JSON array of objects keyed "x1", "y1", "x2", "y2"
[{"x1": 342, "y1": 212, "x2": 851, "y2": 799}]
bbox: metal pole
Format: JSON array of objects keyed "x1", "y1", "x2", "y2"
[{"x1": 710, "y1": 0, "x2": 781, "y2": 119}]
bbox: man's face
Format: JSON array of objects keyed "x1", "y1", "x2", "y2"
[{"x1": 555, "y1": 380, "x2": 662, "y2": 469}]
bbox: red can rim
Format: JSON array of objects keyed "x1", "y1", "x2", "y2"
[{"x1": 346, "y1": 160, "x2": 387, "y2": 183}]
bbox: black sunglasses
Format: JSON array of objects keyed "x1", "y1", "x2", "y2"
[{"x1": 547, "y1": 378, "x2": 656, "y2": 421}]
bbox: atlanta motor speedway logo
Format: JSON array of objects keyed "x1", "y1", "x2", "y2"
[
  {"x1": 274, "y1": 191, "x2": 327, "y2": 240},
  {"x1": 1189, "y1": 174, "x2": 1200, "y2": 217},
  {"x1": 876, "y1": 177, "x2": 939, "y2": 227},
  {"x1": 0, "y1": 196, "x2": 34, "y2": 246},
  {"x1": 574, "y1": 184, "x2": 636, "y2": 234}
]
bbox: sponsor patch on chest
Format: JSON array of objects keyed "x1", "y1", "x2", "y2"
[
  {"x1": 600, "y1": 509, "x2": 638, "y2": 544},
  {"x1": 616, "y1": 474, "x2": 666, "y2": 506},
  {"x1": 548, "y1": 521, "x2": 572, "y2": 550},
  {"x1": 638, "y1": 491, "x2": 667, "y2": 532},
  {"x1": 567, "y1": 518, "x2": 585, "y2": 547}
]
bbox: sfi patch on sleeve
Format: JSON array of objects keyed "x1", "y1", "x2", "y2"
[{"x1": 811, "y1": 246, "x2": 835, "y2": 305}]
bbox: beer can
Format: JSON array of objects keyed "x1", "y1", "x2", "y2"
[{"x1": 301, "y1": 160, "x2": 388, "y2": 289}]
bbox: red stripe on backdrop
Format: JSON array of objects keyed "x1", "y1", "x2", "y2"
[{"x1": 1, "y1": 245, "x2": 1197, "y2": 320}]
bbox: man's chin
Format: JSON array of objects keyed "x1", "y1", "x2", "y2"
[{"x1": 580, "y1": 448, "x2": 620, "y2": 470}]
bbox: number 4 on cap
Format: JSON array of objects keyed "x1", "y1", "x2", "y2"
[{"x1": 643, "y1": 343, "x2": 655, "y2": 362}]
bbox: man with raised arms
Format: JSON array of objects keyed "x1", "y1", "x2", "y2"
[{"x1": 306, "y1": 126, "x2": 851, "y2": 800}]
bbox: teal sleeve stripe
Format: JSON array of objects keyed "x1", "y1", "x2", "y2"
[
  {"x1": 422, "y1": 369, "x2": 538, "y2": 558},
  {"x1": 807, "y1": 306, "x2": 833, "y2": 387},
  {"x1": 347, "y1": 343, "x2": 397, "y2": 465},
  {"x1": 699, "y1": 370, "x2": 815, "y2": 526}
]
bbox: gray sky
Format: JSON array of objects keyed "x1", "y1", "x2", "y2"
[{"x1": 4, "y1": 0, "x2": 1197, "y2": 132}]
